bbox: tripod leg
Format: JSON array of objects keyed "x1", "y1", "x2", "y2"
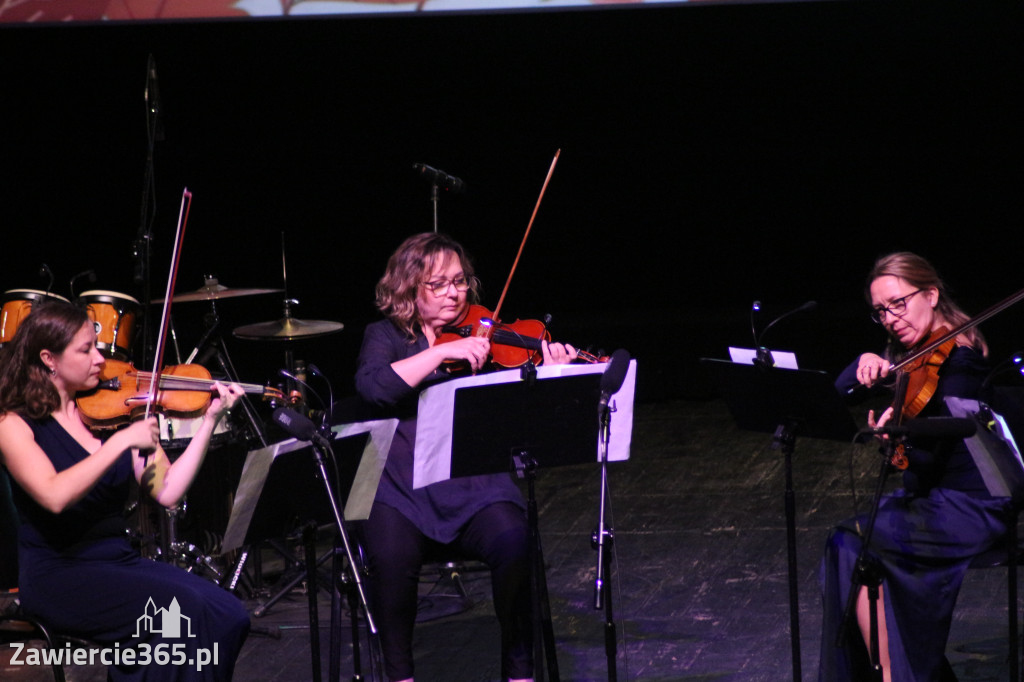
[
  {"x1": 601, "y1": 535, "x2": 618, "y2": 682},
  {"x1": 527, "y1": 477, "x2": 560, "y2": 682},
  {"x1": 304, "y1": 524, "x2": 323, "y2": 682},
  {"x1": 330, "y1": 545, "x2": 343, "y2": 682}
]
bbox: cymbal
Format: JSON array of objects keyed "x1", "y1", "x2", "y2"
[
  {"x1": 154, "y1": 281, "x2": 283, "y2": 304},
  {"x1": 232, "y1": 317, "x2": 344, "y2": 341}
]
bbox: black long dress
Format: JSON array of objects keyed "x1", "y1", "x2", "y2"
[
  {"x1": 7, "y1": 415, "x2": 250, "y2": 681},
  {"x1": 818, "y1": 346, "x2": 1013, "y2": 682}
]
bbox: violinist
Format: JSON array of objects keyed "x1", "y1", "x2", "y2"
[
  {"x1": 354, "y1": 232, "x2": 577, "y2": 682},
  {"x1": 819, "y1": 252, "x2": 1008, "y2": 682},
  {"x1": 0, "y1": 300, "x2": 250, "y2": 681}
]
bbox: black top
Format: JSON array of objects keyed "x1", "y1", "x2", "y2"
[
  {"x1": 835, "y1": 345, "x2": 990, "y2": 496},
  {"x1": 354, "y1": 319, "x2": 524, "y2": 543}
]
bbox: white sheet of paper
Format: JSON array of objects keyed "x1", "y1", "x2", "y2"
[
  {"x1": 413, "y1": 360, "x2": 637, "y2": 489},
  {"x1": 222, "y1": 418, "x2": 398, "y2": 552},
  {"x1": 728, "y1": 346, "x2": 799, "y2": 370}
]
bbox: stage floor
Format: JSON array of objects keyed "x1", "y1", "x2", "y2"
[{"x1": 2, "y1": 398, "x2": 1017, "y2": 681}]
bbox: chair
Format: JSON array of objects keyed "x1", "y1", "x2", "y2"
[
  {"x1": 964, "y1": 386, "x2": 1024, "y2": 681},
  {"x1": 417, "y1": 556, "x2": 490, "y2": 623},
  {"x1": 0, "y1": 467, "x2": 100, "y2": 682},
  {"x1": 967, "y1": 506, "x2": 1022, "y2": 682}
]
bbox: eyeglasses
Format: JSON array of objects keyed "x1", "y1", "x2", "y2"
[
  {"x1": 422, "y1": 275, "x2": 470, "y2": 296},
  {"x1": 870, "y1": 289, "x2": 923, "y2": 324}
]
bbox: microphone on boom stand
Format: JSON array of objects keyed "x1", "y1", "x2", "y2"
[{"x1": 593, "y1": 349, "x2": 631, "y2": 682}]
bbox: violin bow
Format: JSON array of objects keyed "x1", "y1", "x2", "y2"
[
  {"x1": 144, "y1": 188, "x2": 192, "y2": 425},
  {"x1": 489, "y1": 149, "x2": 560, "y2": 326},
  {"x1": 890, "y1": 285, "x2": 1024, "y2": 373}
]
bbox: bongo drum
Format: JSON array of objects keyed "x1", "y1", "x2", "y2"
[
  {"x1": 78, "y1": 290, "x2": 141, "y2": 360},
  {"x1": 0, "y1": 289, "x2": 70, "y2": 347},
  {"x1": 158, "y1": 413, "x2": 235, "y2": 451}
]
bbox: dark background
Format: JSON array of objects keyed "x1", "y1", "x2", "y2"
[{"x1": 1, "y1": 0, "x2": 1022, "y2": 404}]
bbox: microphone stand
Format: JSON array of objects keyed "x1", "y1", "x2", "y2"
[
  {"x1": 305, "y1": 429, "x2": 377, "y2": 681},
  {"x1": 431, "y1": 181, "x2": 439, "y2": 233},
  {"x1": 835, "y1": 440, "x2": 899, "y2": 682},
  {"x1": 134, "y1": 54, "x2": 163, "y2": 369},
  {"x1": 592, "y1": 399, "x2": 619, "y2": 682}
]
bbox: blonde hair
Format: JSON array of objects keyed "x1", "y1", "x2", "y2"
[{"x1": 867, "y1": 251, "x2": 987, "y2": 357}]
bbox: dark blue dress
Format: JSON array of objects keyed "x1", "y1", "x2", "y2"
[
  {"x1": 8, "y1": 415, "x2": 250, "y2": 681},
  {"x1": 353, "y1": 319, "x2": 533, "y2": 680},
  {"x1": 819, "y1": 346, "x2": 1013, "y2": 682}
]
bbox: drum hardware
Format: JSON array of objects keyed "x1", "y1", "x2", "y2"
[
  {"x1": 161, "y1": 504, "x2": 225, "y2": 582},
  {"x1": 232, "y1": 298, "x2": 344, "y2": 341},
  {"x1": 153, "y1": 275, "x2": 282, "y2": 304}
]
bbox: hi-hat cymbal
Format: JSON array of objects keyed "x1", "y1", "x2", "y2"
[
  {"x1": 154, "y1": 279, "x2": 282, "y2": 304},
  {"x1": 232, "y1": 317, "x2": 344, "y2": 341}
]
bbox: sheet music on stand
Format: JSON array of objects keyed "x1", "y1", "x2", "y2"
[
  {"x1": 413, "y1": 361, "x2": 637, "y2": 489},
  {"x1": 222, "y1": 418, "x2": 398, "y2": 553}
]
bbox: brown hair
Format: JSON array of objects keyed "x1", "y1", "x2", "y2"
[
  {"x1": 375, "y1": 233, "x2": 480, "y2": 338},
  {"x1": 867, "y1": 251, "x2": 987, "y2": 358},
  {"x1": 0, "y1": 300, "x2": 91, "y2": 419}
]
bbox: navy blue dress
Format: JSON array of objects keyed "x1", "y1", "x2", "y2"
[
  {"x1": 8, "y1": 415, "x2": 250, "y2": 681},
  {"x1": 354, "y1": 319, "x2": 533, "y2": 680},
  {"x1": 818, "y1": 346, "x2": 1013, "y2": 682}
]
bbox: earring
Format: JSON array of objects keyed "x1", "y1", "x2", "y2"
[{"x1": 47, "y1": 367, "x2": 56, "y2": 376}]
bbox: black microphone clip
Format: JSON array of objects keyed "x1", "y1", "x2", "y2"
[{"x1": 412, "y1": 163, "x2": 465, "y2": 195}]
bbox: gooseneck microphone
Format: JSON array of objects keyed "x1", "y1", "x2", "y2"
[
  {"x1": 38, "y1": 264, "x2": 55, "y2": 297},
  {"x1": 752, "y1": 300, "x2": 817, "y2": 368}
]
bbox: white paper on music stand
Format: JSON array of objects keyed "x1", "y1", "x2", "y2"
[
  {"x1": 728, "y1": 346, "x2": 799, "y2": 370},
  {"x1": 222, "y1": 418, "x2": 397, "y2": 552},
  {"x1": 414, "y1": 360, "x2": 637, "y2": 489}
]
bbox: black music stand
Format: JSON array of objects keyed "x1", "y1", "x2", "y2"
[
  {"x1": 701, "y1": 358, "x2": 857, "y2": 682},
  {"x1": 223, "y1": 419, "x2": 397, "y2": 682},
  {"x1": 415, "y1": 364, "x2": 635, "y2": 682}
]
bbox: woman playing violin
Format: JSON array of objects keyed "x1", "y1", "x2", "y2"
[
  {"x1": 354, "y1": 232, "x2": 576, "y2": 682},
  {"x1": 0, "y1": 300, "x2": 250, "y2": 681},
  {"x1": 819, "y1": 252, "x2": 1007, "y2": 682}
]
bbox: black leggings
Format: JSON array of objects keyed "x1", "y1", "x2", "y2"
[{"x1": 359, "y1": 502, "x2": 534, "y2": 681}]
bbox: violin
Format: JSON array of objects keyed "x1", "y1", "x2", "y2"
[
  {"x1": 437, "y1": 304, "x2": 609, "y2": 370},
  {"x1": 433, "y1": 150, "x2": 609, "y2": 372},
  {"x1": 885, "y1": 327, "x2": 957, "y2": 469},
  {"x1": 882, "y1": 284, "x2": 1024, "y2": 469},
  {"x1": 76, "y1": 358, "x2": 285, "y2": 430}
]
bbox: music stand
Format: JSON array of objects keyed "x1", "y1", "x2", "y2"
[
  {"x1": 222, "y1": 418, "x2": 397, "y2": 682},
  {"x1": 701, "y1": 358, "x2": 857, "y2": 682},
  {"x1": 415, "y1": 362, "x2": 637, "y2": 682}
]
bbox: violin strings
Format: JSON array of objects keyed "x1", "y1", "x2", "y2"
[{"x1": 132, "y1": 371, "x2": 261, "y2": 393}]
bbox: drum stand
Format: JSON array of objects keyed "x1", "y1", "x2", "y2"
[
  {"x1": 159, "y1": 503, "x2": 224, "y2": 583},
  {"x1": 188, "y1": 302, "x2": 270, "y2": 448}
]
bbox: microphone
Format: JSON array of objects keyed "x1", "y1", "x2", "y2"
[
  {"x1": 412, "y1": 163, "x2": 465, "y2": 195},
  {"x1": 307, "y1": 363, "x2": 335, "y2": 426},
  {"x1": 753, "y1": 300, "x2": 817, "y2": 369},
  {"x1": 279, "y1": 368, "x2": 326, "y2": 406},
  {"x1": 272, "y1": 407, "x2": 330, "y2": 445},
  {"x1": 69, "y1": 269, "x2": 97, "y2": 299},
  {"x1": 38, "y1": 264, "x2": 54, "y2": 297},
  {"x1": 867, "y1": 417, "x2": 977, "y2": 440},
  {"x1": 598, "y1": 349, "x2": 631, "y2": 413}
]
